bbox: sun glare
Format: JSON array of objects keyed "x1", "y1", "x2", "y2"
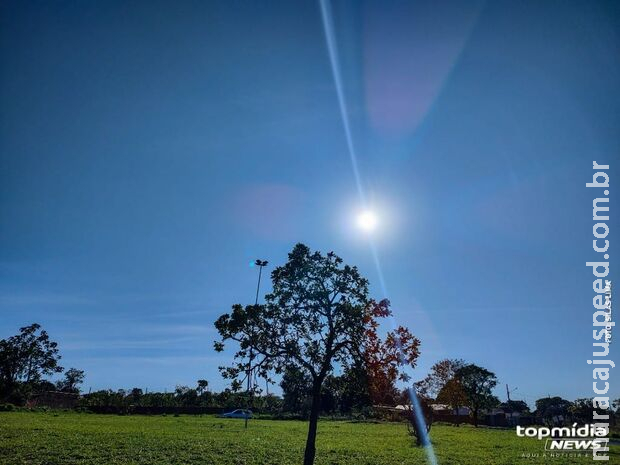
[{"x1": 356, "y1": 210, "x2": 378, "y2": 233}]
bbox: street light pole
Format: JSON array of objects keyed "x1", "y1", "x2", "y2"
[
  {"x1": 254, "y1": 260, "x2": 267, "y2": 306},
  {"x1": 246, "y1": 259, "x2": 268, "y2": 429}
]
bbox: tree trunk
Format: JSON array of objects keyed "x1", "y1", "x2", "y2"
[
  {"x1": 303, "y1": 384, "x2": 322, "y2": 465},
  {"x1": 473, "y1": 408, "x2": 478, "y2": 427}
]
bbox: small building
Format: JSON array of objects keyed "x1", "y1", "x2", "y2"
[{"x1": 430, "y1": 403, "x2": 470, "y2": 416}]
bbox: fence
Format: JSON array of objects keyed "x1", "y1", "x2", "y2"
[{"x1": 433, "y1": 413, "x2": 539, "y2": 427}]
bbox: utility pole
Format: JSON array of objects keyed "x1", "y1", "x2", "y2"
[
  {"x1": 506, "y1": 384, "x2": 517, "y2": 426},
  {"x1": 246, "y1": 259, "x2": 268, "y2": 429}
]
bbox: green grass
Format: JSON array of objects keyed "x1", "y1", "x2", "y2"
[{"x1": 0, "y1": 412, "x2": 618, "y2": 464}]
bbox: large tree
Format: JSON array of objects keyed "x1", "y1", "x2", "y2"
[
  {"x1": 568, "y1": 398, "x2": 594, "y2": 424},
  {"x1": 0, "y1": 323, "x2": 63, "y2": 402},
  {"x1": 535, "y1": 396, "x2": 572, "y2": 425},
  {"x1": 455, "y1": 363, "x2": 499, "y2": 427},
  {"x1": 500, "y1": 400, "x2": 529, "y2": 415},
  {"x1": 215, "y1": 243, "x2": 407, "y2": 465}
]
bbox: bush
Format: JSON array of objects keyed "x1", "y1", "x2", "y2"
[{"x1": 0, "y1": 403, "x2": 16, "y2": 411}]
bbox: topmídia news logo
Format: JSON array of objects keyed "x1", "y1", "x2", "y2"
[{"x1": 517, "y1": 424, "x2": 609, "y2": 457}]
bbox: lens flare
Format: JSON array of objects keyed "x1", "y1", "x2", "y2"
[{"x1": 320, "y1": 1, "x2": 438, "y2": 463}]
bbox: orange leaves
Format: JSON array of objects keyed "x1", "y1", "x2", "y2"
[{"x1": 362, "y1": 300, "x2": 421, "y2": 405}]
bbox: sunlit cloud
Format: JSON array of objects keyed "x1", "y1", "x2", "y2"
[{"x1": 0, "y1": 292, "x2": 96, "y2": 307}]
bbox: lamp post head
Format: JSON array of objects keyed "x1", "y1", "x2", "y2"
[{"x1": 255, "y1": 259, "x2": 268, "y2": 267}]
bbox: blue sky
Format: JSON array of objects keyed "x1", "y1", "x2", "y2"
[{"x1": 1, "y1": 0, "x2": 618, "y2": 407}]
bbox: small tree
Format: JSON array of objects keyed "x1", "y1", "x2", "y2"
[
  {"x1": 215, "y1": 244, "x2": 393, "y2": 465},
  {"x1": 416, "y1": 358, "x2": 466, "y2": 426},
  {"x1": 174, "y1": 385, "x2": 198, "y2": 406},
  {"x1": 416, "y1": 358, "x2": 465, "y2": 400},
  {"x1": 436, "y1": 378, "x2": 468, "y2": 424},
  {"x1": 196, "y1": 379, "x2": 209, "y2": 395},
  {"x1": 455, "y1": 363, "x2": 498, "y2": 427},
  {"x1": 57, "y1": 368, "x2": 85, "y2": 393}
]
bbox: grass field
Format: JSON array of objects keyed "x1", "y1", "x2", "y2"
[{"x1": 1, "y1": 412, "x2": 618, "y2": 465}]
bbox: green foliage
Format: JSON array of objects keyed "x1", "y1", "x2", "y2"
[
  {"x1": 278, "y1": 364, "x2": 375, "y2": 419},
  {"x1": 281, "y1": 367, "x2": 312, "y2": 418},
  {"x1": 0, "y1": 323, "x2": 63, "y2": 403},
  {"x1": 0, "y1": 403, "x2": 15, "y2": 411},
  {"x1": 196, "y1": 379, "x2": 209, "y2": 395},
  {"x1": 500, "y1": 400, "x2": 529, "y2": 415},
  {"x1": 535, "y1": 396, "x2": 572, "y2": 425},
  {"x1": 76, "y1": 384, "x2": 285, "y2": 414},
  {"x1": 568, "y1": 398, "x2": 596, "y2": 425},
  {"x1": 215, "y1": 244, "x2": 370, "y2": 386}
]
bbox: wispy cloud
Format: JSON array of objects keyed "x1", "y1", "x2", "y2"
[
  {"x1": 140, "y1": 323, "x2": 215, "y2": 335},
  {"x1": 62, "y1": 336, "x2": 202, "y2": 351},
  {"x1": 77, "y1": 355, "x2": 224, "y2": 365},
  {"x1": 0, "y1": 293, "x2": 97, "y2": 307}
]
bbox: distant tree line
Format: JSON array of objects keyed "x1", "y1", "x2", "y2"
[
  {"x1": 2, "y1": 324, "x2": 617, "y2": 431},
  {"x1": 78, "y1": 383, "x2": 279, "y2": 413},
  {"x1": 0, "y1": 323, "x2": 619, "y2": 431}
]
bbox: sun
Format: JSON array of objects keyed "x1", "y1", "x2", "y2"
[{"x1": 356, "y1": 210, "x2": 378, "y2": 233}]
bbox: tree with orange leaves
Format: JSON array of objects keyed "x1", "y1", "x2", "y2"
[{"x1": 363, "y1": 299, "x2": 421, "y2": 406}]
